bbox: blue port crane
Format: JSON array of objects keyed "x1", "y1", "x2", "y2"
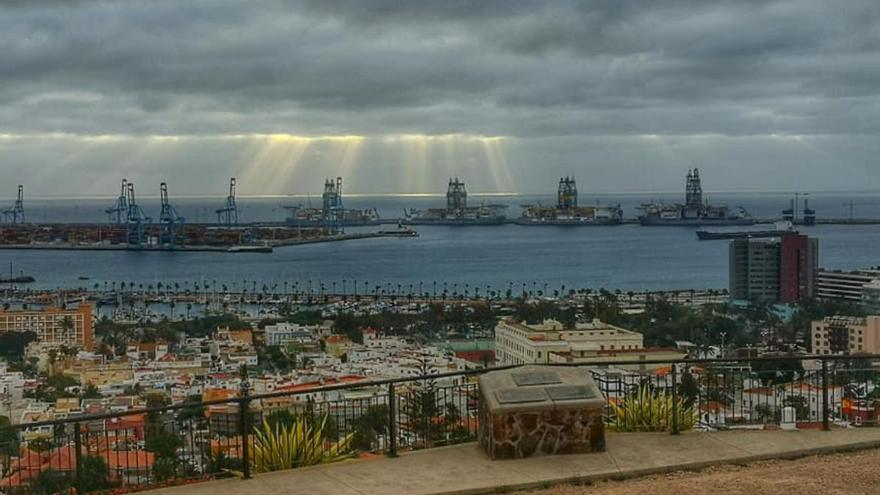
[
  {"x1": 2, "y1": 185, "x2": 25, "y2": 224},
  {"x1": 159, "y1": 182, "x2": 185, "y2": 248},
  {"x1": 216, "y1": 177, "x2": 239, "y2": 224},
  {"x1": 105, "y1": 179, "x2": 129, "y2": 223},
  {"x1": 125, "y1": 182, "x2": 151, "y2": 247}
]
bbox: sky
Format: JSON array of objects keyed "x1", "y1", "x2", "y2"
[{"x1": 1, "y1": 0, "x2": 880, "y2": 198}]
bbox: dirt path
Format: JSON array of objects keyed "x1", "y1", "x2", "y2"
[{"x1": 514, "y1": 449, "x2": 880, "y2": 495}]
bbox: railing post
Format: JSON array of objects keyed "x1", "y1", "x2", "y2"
[
  {"x1": 821, "y1": 358, "x2": 830, "y2": 431},
  {"x1": 671, "y1": 364, "x2": 680, "y2": 435},
  {"x1": 239, "y1": 365, "x2": 252, "y2": 479},
  {"x1": 73, "y1": 421, "x2": 83, "y2": 493},
  {"x1": 387, "y1": 382, "x2": 398, "y2": 457}
]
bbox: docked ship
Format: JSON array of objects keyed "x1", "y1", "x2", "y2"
[
  {"x1": 284, "y1": 177, "x2": 381, "y2": 227},
  {"x1": 402, "y1": 178, "x2": 507, "y2": 226},
  {"x1": 696, "y1": 221, "x2": 795, "y2": 240},
  {"x1": 515, "y1": 177, "x2": 622, "y2": 226},
  {"x1": 638, "y1": 169, "x2": 755, "y2": 226}
]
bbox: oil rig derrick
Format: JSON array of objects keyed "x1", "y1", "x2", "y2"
[
  {"x1": 322, "y1": 176, "x2": 344, "y2": 234},
  {"x1": 106, "y1": 179, "x2": 129, "y2": 223},
  {"x1": 446, "y1": 177, "x2": 467, "y2": 210},
  {"x1": 159, "y1": 182, "x2": 185, "y2": 248},
  {"x1": 557, "y1": 176, "x2": 578, "y2": 210},
  {"x1": 124, "y1": 181, "x2": 151, "y2": 247},
  {"x1": 685, "y1": 168, "x2": 704, "y2": 211},
  {"x1": 2, "y1": 185, "x2": 25, "y2": 224},
  {"x1": 216, "y1": 177, "x2": 239, "y2": 225}
]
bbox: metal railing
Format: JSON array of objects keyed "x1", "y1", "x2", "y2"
[{"x1": 1, "y1": 354, "x2": 877, "y2": 494}]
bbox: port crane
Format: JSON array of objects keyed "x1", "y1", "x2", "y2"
[
  {"x1": 842, "y1": 201, "x2": 880, "y2": 220},
  {"x1": 105, "y1": 179, "x2": 129, "y2": 223},
  {"x1": 125, "y1": 182, "x2": 151, "y2": 246},
  {"x1": 216, "y1": 177, "x2": 239, "y2": 224},
  {"x1": 2, "y1": 185, "x2": 25, "y2": 224},
  {"x1": 159, "y1": 182, "x2": 185, "y2": 248}
]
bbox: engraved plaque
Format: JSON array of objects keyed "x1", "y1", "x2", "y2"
[
  {"x1": 511, "y1": 371, "x2": 562, "y2": 387},
  {"x1": 545, "y1": 385, "x2": 595, "y2": 401},
  {"x1": 496, "y1": 388, "x2": 548, "y2": 404}
]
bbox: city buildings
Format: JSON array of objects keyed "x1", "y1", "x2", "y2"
[
  {"x1": 494, "y1": 318, "x2": 644, "y2": 366},
  {"x1": 729, "y1": 233, "x2": 818, "y2": 303},
  {"x1": 811, "y1": 315, "x2": 880, "y2": 355},
  {"x1": 0, "y1": 304, "x2": 94, "y2": 350},
  {"x1": 816, "y1": 269, "x2": 880, "y2": 303}
]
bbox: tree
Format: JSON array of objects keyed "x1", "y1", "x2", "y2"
[
  {"x1": 680, "y1": 368, "x2": 699, "y2": 408},
  {"x1": 81, "y1": 383, "x2": 102, "y2": 399},
  {"x1": 0, "y1": 415, "x2": 19, "y2": 457},
  {"x1": 351, "y1": 405, "x2": 388, "y2": 451},
  {"x1": 177, "y1": 394, "x2": 206, "y2": 425},
  {"x1": 782, "y1": 395, "x2": 810, "y2": 422}
]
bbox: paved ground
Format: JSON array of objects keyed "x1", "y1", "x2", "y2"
[
  {"x1": 148, "y1": 428, "x2": 880, "y2": 495},
  {"x1": 513, "y1": 449, "x2": 880, "y2": 495}
]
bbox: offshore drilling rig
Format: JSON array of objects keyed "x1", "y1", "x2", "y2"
[
  {"x1": 557, "y1": 176, "x2": 577, "y2": 210},
  {"x1": 2, "y1": 185, "x2": 25, "y2": 224},
  {"x1": 321, "y1": 177, "x2": 344, "y2": 234}
]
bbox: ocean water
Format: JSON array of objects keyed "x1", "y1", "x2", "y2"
[{"x1": 1, "y1": 193, "x2": 879, "y2": 292}]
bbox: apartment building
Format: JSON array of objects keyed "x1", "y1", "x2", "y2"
[
  {"x1": 811, "y1": 315, "x2": 880, "y2": 355},
  {"x1": 0, "y1": 304, "x2": 94, "y2": 350},
  {"x1": 816, "y1": 269, "x2": 880, "y2": 302},
  {"x1": 729, "y1": 233, "x2": 818, "y2": 303}
]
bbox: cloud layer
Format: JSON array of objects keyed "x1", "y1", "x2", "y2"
[{"x1": 1, "y1": 1, "x2": 879, "y2": 195}]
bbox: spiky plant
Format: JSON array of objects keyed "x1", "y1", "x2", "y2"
[
  {"x1": 250, "y1": 414, "x2": 354, "y2": 473},
  {"x1": 608, "y1": 383, "x2": 697, "y2": 432}
]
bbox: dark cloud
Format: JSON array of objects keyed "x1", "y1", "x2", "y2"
[{"x1": 0, "y1": 0, "x2": 879, "y2": 194}]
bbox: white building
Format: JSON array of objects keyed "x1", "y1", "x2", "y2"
[
  {"x1": 264, "y1": 322, "x2": 320, "y2": 347},
  {"x1": 495, "y1": 318, "x2": 644, "y2": 366}
]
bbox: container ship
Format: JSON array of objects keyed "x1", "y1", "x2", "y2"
[
  {"x1": 284, "y1": 177, "x2": 381, "y2": 227},
  {"x1": 638, "y1": 169, "x2": 754, "y2": 226},
  {"x1": 515, "y1": 177, "x2": 622, "y2": 226},
  {"x1": 401, "y1": 178, "x2": 507, "y2": 226}
]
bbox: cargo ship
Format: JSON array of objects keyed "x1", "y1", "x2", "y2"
[
  {"x1": 638, "y1": 169, "x2": 755, "y2": 226},
  {"x1": 401, "y1": 178, "x2": 507, "y2": 226},
  {"x1": 515, "y1": 177, "x2": 622, "y2": 226},
  {"x1": 284, "y1": 177, "x2": 381, "y2": 227},
  {"x1": 697, "y1": 222, "x2": 795, "y2": 240}
]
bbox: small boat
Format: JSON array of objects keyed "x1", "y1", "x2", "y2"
[{"x1": 78, "y1": 276, "x2": 90, "y2": 281}]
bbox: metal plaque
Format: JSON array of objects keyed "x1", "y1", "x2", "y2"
[
  {"x1": 496, "y1": 388, "x2": 548, "y2": 404},
  {"x1": 511, "y1": 371, "x2": 562, "y2": 387},
  {"x1": 545, "y1": 385, "x2": 596, "y2": 401}
]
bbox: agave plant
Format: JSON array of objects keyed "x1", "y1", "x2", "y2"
[
  {"x1": 251, "y1": 414, "x2": 355, "y2": 473},
  {"x1": 608, "y1": 383, "x2": 697, "y2": 432}
]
